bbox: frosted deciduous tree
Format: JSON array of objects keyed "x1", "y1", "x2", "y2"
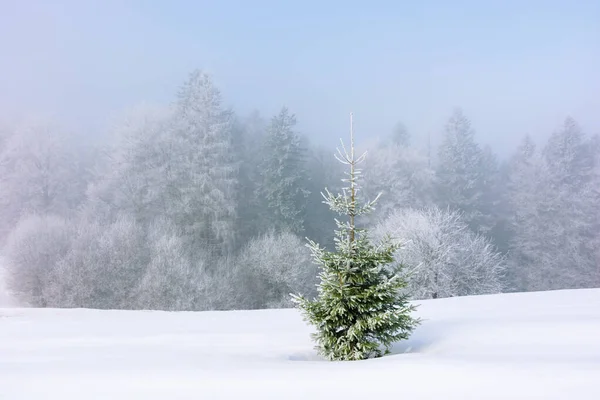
[
  {"x1": 0, "y1": 256, "x2": 12, "y2": 306},
  {"x1": 258, "y1": 107, "x2": 310, "y2": 235},
  {"x1": 133, "y1": 219, "x2": 210, "y2": 311},
  {"x1": 237, "y1": 230, "x2": 316, "y2": 309},
  {"x1": 4, "y1": 214, "x2": 73, "y2": 307},
  {"x1": 373, "y1": 207, "x2": 506, "y2": 299},
  {"x1": 0, "y1": 120, "x2": 82, "y2": 243},
  {"x1": 54, "y1": 215, "x2": 149, "y2": 309}
]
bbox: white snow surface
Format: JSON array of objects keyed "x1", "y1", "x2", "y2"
[{"x1": 1, "y1": 289, "x2": 599, "y2": 399}]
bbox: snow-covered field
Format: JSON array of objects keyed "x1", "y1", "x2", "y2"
[{"x1": 1, "y1": 289, "x2": 599, "y2": 400}]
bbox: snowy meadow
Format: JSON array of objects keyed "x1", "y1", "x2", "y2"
[
  {"x1": 1, "y1": 67, "x2": 599, "y2": 396},
  {"x1": 1, "y1": 289, "x2": 599, "y2": 399},
  {"x1": 2, "y1": 2, "x2": 600, "y2": 398}
]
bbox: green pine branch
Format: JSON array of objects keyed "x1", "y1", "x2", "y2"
[{"x1": 291, "y1": 113, "x2": 420, "y2": 361}]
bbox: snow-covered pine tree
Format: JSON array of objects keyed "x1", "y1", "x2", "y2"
[
  {"x1": 292, "y1": 113, "x2": 419, "y2": 361},
  {"x1": 505, "y1": 135, "x2": 540, "y2": 290},
  {"x1": 84, "y1": 103, "x2": 174, "y2": 227},
  {"x1": 507, "y1": 119, "x2": 600, "y2": 291},
  {"x1": 534, "y1": 118, "x2": 598, "y2": 289},
  {"x1": 435, "y1": 109, "x2": 494, "y2": 235},
  {"x1": 231, "y1": 111, "x2": 267, "y2": 246},
  {"x1": 0, "y1": 120, "x2": 84, "y2": 244},
  {"x1": 171, "y1": 70, "x2": 238, "y2": 259},
  {"x1": 258, "y1": 107, "x2": 310, "y2": 235}
]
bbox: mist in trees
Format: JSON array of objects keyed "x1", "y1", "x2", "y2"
[
  {"x1": 1, "y1": 68, "x2": 598, "y2": 311},
  {"x1": 372, "y1": 207, "x2": 505, "y2": 300},
  {"x1": 257, "y1": 107, "x2": 310, "y2": 235},
  {"x1": 505, "y1": 119, "x2": 600, "y2": 291}
]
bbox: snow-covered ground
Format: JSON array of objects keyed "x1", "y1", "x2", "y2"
[{"x1": 1, "y1": 289, "x2": 599, "y2": 400}]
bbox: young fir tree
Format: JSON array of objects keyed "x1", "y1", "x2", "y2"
[{"x1": 291, "y1": 113, "x2": 420, "y2": 361}]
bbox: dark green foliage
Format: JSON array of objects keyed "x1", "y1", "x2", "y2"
[
  {"x1": 292, "y1": 114, "x2": 420, "y2": 361},
  {"x1": 294, "y1": 230, "x2": 419, "y2": 360}
]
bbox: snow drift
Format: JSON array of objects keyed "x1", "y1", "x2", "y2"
[{"x1": 1, "y1": 289, "x2": 599, "y2": 399}]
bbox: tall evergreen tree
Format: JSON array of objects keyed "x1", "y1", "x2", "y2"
[
  {"x1": 478, "y1": 144, "x2": 503, "y2": 238},
  {"x1": 230, "y1": 110, "x2": 267, "y2": 247},
  {"x1": 257, "y1": 107, "x2": 310, "y2": 235},
  {"x1": 303, "y1": 145, "x2": 342, "y2": 249},
  {"x1": 537, "y1": 118, "x2": 599, "y2": 289},
  {"x1": 292, "y1": 114, "x2": 419, "y2": 361},
  {"x1": 507, "y1": 120, "x2": 600, "y2": 291},
  {"x1": 505, "y1": 135, "x2": 540, "y2": 290},
  {"x1": 363, "y1": 140, "x2": 435, "y2": 224},
  {"x1": 435, "y1": 109, "x2": 493, "y2": 234},
  {"x1": 170, "y1": 70, "x2": 238, "y2": 258},
  {"x1": 84, "y1": 103, "x2": 174, "y2": 227},
  {"x1": 391, "y1": 121, "x2": 410, "y2": 147},
  {"x1": 0, "y1": 120, "x2": 84, "y2": 244}
]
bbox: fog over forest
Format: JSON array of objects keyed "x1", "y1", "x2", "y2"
[{"x1": 1, "y1": 1, "x2": 599, "y2": 309}]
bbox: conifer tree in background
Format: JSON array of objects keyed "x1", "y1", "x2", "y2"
[
  {"x1": 292, "y1": 113, "x2": 419, "y2": 361},
  {"x1": 436, "y1": 109, "x2": 492, "y2": 235},
  {"x1": 303, "y1": 145, "x2": 342, "y2": 249},
  {"x1": 258, "y1": 107, "x2": 310, "y2": 235},
  {"x1": 232, "y1": 111, "x2": 267, "y2": 247},
  {"x1": 391, "y1": 121, "x2": 410, "y2": 147},
  {"x1": 171, "y1": 70, "x2": 238, "y2": 259}
]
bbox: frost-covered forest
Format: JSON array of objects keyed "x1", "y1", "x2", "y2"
[{"x1": 1, "y1": 69, "x2": 598, "y2": 310}]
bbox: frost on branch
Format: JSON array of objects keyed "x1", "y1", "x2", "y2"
[
  {"x1": 373, "y1": 207, "x2": 506, "y2": 300},
  {"x1": 0, "y1": 120, "x2": 84, "y2": 244},
  {"x1": 257, "y1": 107, "x2": 310, "y2": 235},
  {"x1": 4, "y1": 214, "x2": 73, "y2": 307},
  {"x1": 236, "y1": 230, "x2": 317, "y2": 309}
]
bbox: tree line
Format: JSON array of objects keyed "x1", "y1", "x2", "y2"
[{"x1": 1, "y1": 69, "x2": 598, "y2": 310}]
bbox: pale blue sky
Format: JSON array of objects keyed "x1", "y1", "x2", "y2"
[{"x1": 1, "y1": 0, "x2": 599, "y2": 155}]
